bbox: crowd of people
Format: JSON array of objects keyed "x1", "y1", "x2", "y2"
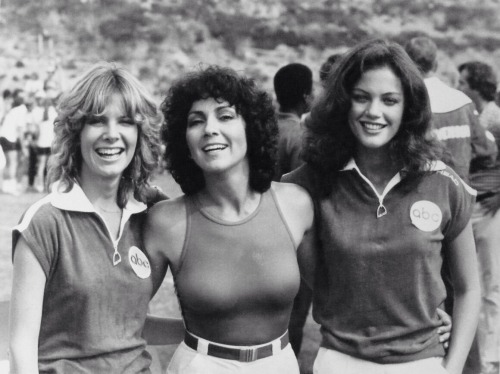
[
  {"x1": 5, "y1": 35, "x2": 500, "y2": 374},
  {"x1": 0, "y1": 70, "x2": 59, "y2": 195}
]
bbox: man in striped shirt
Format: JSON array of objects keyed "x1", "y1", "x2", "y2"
[
  {"x1": 405, "y1": 37, "x2": 497, "y2": 182},
  {"x1": 459, "y1": 60, "x2": 500, "y2": 374}
]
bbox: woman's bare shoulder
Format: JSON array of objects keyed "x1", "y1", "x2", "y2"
[
  {"x1": 272, "y1": 181, "x2": 313, "y2": 212},
  {"x1": 144, "y1": 195, "x2": 188, "y2": 256},
  {"x1": 147, "y1": 195, "x2": 187, "y2": 228},
  {"x1": 271, "y1": 182, "x2": 314, "y2": 235}
]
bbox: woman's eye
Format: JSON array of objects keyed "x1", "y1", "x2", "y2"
[
  {"x1": 219, "y1": 114, "x2": 234, "y2": 121},
  {"x1": 86, "y1": 116, "x2": 104, "y2": 126},
  {"x1": 187, "y1": 119, "x2": 203, "y2": 127},
  {"x1": 120, "y1": 118, "x2": 136, "y2": 126},
  {"x1": 352, "y1": 94, "x2": 368, "y2": 103},
  {"x1": 383, "y1": 97, "x2": 399, "y2": 105}
]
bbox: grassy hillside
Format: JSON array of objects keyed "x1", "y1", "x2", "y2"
[{"x1": 1, "y1": 0, "x2": 500, "y2": 95}]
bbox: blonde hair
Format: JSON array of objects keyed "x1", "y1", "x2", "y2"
[{"x1": 48, "y1": 62, "x2": 163, "y2": 207}]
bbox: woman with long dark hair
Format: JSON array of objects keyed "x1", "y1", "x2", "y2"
[{"x1": 283, "y1": 39, "x2": 479, "y2": 374}]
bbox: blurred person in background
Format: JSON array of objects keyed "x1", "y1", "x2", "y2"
[
  {"x1": 284, "y1": 38, "x2": 479, "y2": 374},
  {"x1": 273, "y1": 63, "x2": 314, "y2": 358},
  {"x1": 33, "y1": 94, "x2": 58, "y2": 192},
  {"x1": 458, "y1": 61, "x2": 500, "y2": 374},
  {"x1": 24, "y1": 72, "x2": 44, "y2": 97},
  {"x1": 0, "y1": 88, "x2": 29, "y2": 195},
  {"x1": 405, "y1": 36, "x2": 497, "y2": 183},
  {"x1": 0, "y1": 89, "x2": 13, "y2": 191},
  {"x1": 0, "y1": 89, "x2": 13, "y2": 123},
  {"x1": 286, "y1": 55, "x2": 342, "y2": 358},
  {"x1": 272, "y1": 63, "x2": 313, "y2": 181},
  {"x1": 24, "y1": 91, "x2": 43, "y2": 192}
]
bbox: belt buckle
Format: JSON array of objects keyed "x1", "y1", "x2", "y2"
[{"x1": 239, "y1": 348, "x2": 258, "y2": 362}]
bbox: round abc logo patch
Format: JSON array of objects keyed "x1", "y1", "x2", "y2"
[
  {"x1": 410, "y1": 200, "x2": 442, "y2": 232},
  {"x1": 128, "y1": 246, "x2": 151, "y2": 279}
]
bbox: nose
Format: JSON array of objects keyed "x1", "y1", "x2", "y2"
[
  {"x1": 365, "y1": 99, "x2": 382, "y2": 118},
  {"x1": 204, "y1": 115, "x2": 220, "y2": 136},
  {"x1": 103, "y1": 119, "x2": 120, "y2": 141}
]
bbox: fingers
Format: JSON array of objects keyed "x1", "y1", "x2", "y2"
[
  {"x1": 438, "y1": 331, "x2": 450, "y2": 344},
  {"x1": 436, "y1": 308, "x2": 452, "y2": 350},
  {"x1": 436, "y1": 308, "x2": 452, "y2": 326}
]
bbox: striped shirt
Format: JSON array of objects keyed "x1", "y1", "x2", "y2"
[{"x1": 470, "y1": 102, "x2": 500, "y2": 194}]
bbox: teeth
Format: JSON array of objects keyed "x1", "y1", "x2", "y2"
[
  {"x1": 362, "y1": 122, "x2": 385, "y2": 130},
  {"x1": 96, "y1": 148, "x2": 122, "y2": 156},
  {"x1": 203, "y1": 144, "x2": 227, "y2": 152}
]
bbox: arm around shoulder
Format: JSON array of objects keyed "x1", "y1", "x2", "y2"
[
  {"x1": 9, "y1": 237, "x2": 46, "y2": 374},
  {"x1": 143, "y1": 315, "x2": 185, "y2": 345},
  {"x1": 272, "y1": 182, "x2": 317, "y2": 287},
  {"x1": 144, "y1": 196, "x2": 188, "y2": 272}
]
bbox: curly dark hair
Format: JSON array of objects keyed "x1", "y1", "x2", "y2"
[
  {"x1": 303, "y1": 38, "x2": 443, "y2": 192},
  {"x1": 47, "y1": 62, "x2": 163, "y2": 207},
  {"x1": 161, "y1": 65, "x2": 278, "y2": 195},
  {"x1": 458, "y1": 61, "x2": 497, "y2": 102}
]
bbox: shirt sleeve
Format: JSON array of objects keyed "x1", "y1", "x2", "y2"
[
  {"x1": 442, "y1": 167, "x2": 477, "y2": 243},
  {"x1": 12, "y1": 204, "x2": 59, "y2": 278}
]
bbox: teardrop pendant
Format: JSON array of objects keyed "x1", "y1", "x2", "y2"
[
  {"x1": 113, "y1": 251, "x2": 122, "y2": 266},
  {"x1": 377, "y1": 204, "x2": 387, "y2": 218}
]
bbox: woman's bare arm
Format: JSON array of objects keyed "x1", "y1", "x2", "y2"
[
  {"x1": 9, "y1": 237, "x2": 46, "y2": 374},
  {"x1": 442, "y1": 221, "x2": 480, "y2": 374}
]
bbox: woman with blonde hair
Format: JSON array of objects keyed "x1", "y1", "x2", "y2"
[{"x1": 9, "y1": 62, "x2": 181, "y2": 373}]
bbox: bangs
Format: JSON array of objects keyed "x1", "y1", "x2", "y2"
[
  {"x1": 76, "y1": 75, "x2": 154, "y2": 125},
  {"x1": 189, "y1": 73, "x2": 246, "y2": 113}
]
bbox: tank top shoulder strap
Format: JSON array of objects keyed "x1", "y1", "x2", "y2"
[
  {"x1": 267, "y1": 187, "x2": 298, "y2": 251},
  {"x1": 173, "y1": 194, "x2": 197, "y2": 277}
]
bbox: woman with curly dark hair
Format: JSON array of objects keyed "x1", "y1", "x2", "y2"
[
  {"x1": 9, "y1": 62, "x2": 183, "y2": 373},
  {"x1": 144, "y1": 65, "x2": 314, "y2": 373},
  {"x1": 283, "y1": 39, "x2": 480, "y2": 374}
]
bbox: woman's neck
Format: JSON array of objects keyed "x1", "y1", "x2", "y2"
[
  {"x1": 78, "y1": 174, "x2": 121, "y2": 210},
  {"x1": 200, "y1": 169, "x2": 260, "y2": 221},
  {"x1": 354, "y1": 147, "x2": 402, "y2": 194}
]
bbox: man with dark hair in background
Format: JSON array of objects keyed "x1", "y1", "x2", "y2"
[
  {"x1": 273, "y1": 63, "x2": 314, "y2": 362},
  {"x1": 458, "y1": 61, "x2": 500, "y2": 374},
  {"x1": 273, "y1": 63, "x2": 313, "y2": 181}
]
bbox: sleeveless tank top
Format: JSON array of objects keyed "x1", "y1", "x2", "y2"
[{"x1": 174, "y1": 188, "x2": 300, "y2": 343}]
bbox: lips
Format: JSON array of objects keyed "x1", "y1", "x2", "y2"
[{"x1": 202, "y1": 144, "x2": 228, "y2": 152}]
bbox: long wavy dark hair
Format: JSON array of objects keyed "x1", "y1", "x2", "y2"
[
  {"x1": 303, "y1": 38, "x2": 443, "y2": 193},
  {"x1": 48, "y1": 62, "x2": 163, "y2": 207},
  {"x1": 161, "y1": 65, "x2": 278, "y2": 195}
]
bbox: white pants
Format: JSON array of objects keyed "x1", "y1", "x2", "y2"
[
  {"x1": 0, "y1": 360, "x2": 9, "y2": 374},
  {"x1": 167, "y1": 341, "x2": 299, "y2": 374},
  {"x1": 313, "y1": 348, "x2": 448, "y2": 374}
]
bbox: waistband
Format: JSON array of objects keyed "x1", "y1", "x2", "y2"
[{"x1": 183, "y1": 330, "x2": 289, "y2": 362}]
